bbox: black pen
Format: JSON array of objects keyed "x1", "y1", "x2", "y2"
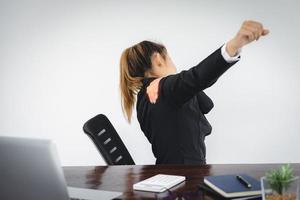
[{"x1": 236, "y1": 175, "x2": 252, "y2": 188}]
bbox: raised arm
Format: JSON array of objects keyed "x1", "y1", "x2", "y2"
[
  {"x1": 157, "y1": 47, "x2": 237, "y2": 107},
  {"x1": 147, "y1": 20, "x2": 269, "y2": 106}
]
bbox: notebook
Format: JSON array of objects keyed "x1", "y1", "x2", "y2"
[
  {"x1": 133, "y1": 174, "x2": 185, "y2": 192},
  {"x1": 204, "y1": 174, "x2": 261, "y2": 198}
]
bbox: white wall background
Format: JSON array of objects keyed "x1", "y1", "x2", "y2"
[{"x1": 1, "y1": 0, "x2": 299, "y2": 166}]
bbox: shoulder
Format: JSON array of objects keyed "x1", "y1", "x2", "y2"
[
  {"x1": 142, "y1": 77, "x2": 157, "y2": 87},
  {"x1": 137, "y1": 78, "x2": 155, "y2": 106},
  {"x1": 139, "y1": 77, "x2": 160, "y2": 100}
]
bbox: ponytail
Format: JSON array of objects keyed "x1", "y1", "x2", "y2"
[
  {"x1": 119, "y1": 48, "x2": 143, "y2": 123},
  {"x1": 119, "y1": 40, "x2": 167, "y2": 123}
]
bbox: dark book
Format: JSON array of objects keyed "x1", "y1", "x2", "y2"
[{"x1": 203, "y1": 174, "x2": 261, "y2": 198}]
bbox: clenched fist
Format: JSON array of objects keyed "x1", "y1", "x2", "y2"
[{"x1": 226, "y1": 20, "x2": 269, "y2": 56}]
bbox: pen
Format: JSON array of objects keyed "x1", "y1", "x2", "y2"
[{"x1": 236, "y1": 175, "x2": 252, "y2": 188}]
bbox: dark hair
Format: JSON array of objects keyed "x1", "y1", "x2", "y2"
[{"x1": 119, "y1": 40, "x2": 167, "y2": 122}]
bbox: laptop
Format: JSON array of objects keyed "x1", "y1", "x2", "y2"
[{"x1": 0, "y1": 136, "x2": 122, "y2": 200}]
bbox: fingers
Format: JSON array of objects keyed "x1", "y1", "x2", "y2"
[
  {"x1": 241, "y1": 28, "x2": 256, "y2": 41},
  {"x1": 262, "y1": 29, "x2": 269, "y2": 36},
  {"x1": 244, "y1": 24, "x2": 260, "y2": 40},
  {"x1": 146, "y1": 78, "x2": 161, "y2": 104},
  {"x1": 146, "y1": 86, "x2": 157, "y2": 104},
  {"x1": 241, "y1": 20, "x2": 269, "y2": 42}
]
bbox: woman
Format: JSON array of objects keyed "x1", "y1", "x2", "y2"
[{"x1": 119, "y1": 20, "x2": 269, "y2": 165}]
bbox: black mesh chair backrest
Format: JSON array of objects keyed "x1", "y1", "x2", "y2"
[{"x1": 83, "y1": 114, "x2": 135, "y2": 165}]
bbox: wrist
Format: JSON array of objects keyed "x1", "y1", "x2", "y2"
[{"x1": 226, "y1": 39, "x2": 240, "y2": 57}]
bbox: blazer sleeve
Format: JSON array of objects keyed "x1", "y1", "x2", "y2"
[
  {"x1": 158, "y1": 46, "x2": 239, "y2": 107},
  {"x1": 196, "y1": 91, "x2": 214, "y2": 114}
]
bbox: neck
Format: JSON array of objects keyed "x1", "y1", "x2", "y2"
[{"x1": 145, "y1": 70, "x2": 170, "y2": 79}]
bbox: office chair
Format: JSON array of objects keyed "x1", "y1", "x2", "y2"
[{"x1": 83, "y1": 114, "x2": 135, "y2": 165}]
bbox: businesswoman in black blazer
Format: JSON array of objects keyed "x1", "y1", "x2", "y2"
[{"x1": 119, "y1": 20, "x2": 269, "y2": 165}]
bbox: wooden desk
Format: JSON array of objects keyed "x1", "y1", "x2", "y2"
[{"x1": 64, "y1": 164, "x2": 300, "y2": 200}]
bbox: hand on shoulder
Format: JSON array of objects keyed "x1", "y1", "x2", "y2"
[{"x1": 146, "y1": 78, "x2": 161, "y2": 104}]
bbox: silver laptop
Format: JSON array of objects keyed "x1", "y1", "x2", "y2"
[{"x1": 0, "y1": 136, "x2": 122, "y2": 200}]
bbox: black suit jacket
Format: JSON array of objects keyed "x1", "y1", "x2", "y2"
[{"x1": 136, "y1": 46, "x2": 239, "y2": 165}]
